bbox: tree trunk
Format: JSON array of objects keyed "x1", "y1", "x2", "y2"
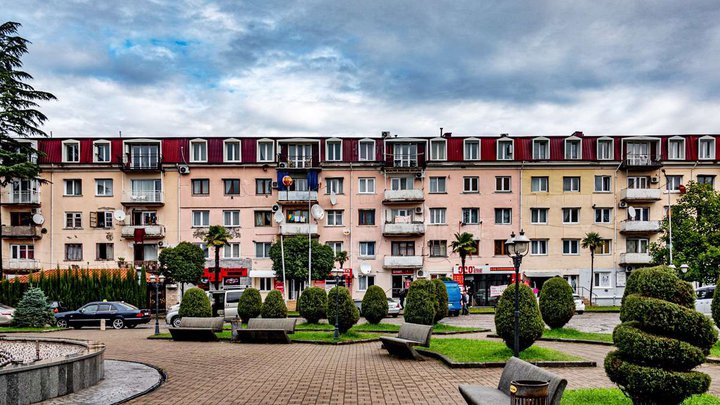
[
  {"x1": 213, "y1": 246, "x2": 220, "y2": 291},
  {"x1": 589, "y1": 250, "x2": 595, "y2": 306}
]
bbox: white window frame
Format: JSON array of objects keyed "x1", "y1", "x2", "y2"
[
  {"x1": 594, "y1": 272, "x2": 612, "y2": 288},
  {"x1": 358, "y1": 275, "x2": 375, "y2": 291},
  {"x1": 594, "y1": 208, "x2": 612, "y2": 224},
  {"x1": 530, "y1": 240, "x2": 548, "y2": 256},
  {"x1": 223, "y1": 210, "x2": 241, "y2": 227},
  {"x1": 562, "y1": 239, "x2": 580, "y2": 255},
  {"x1": 429, "y1": 240, "x2": 447, "y2": 257},
  {"x1": 562, "y1": 208, "x2": 580, "y2": 224},
  {"x1": 189, "y1": 139, "x2": 208, "y2": 163},
  {"x1": 699, "y1": 136, "x2": 716, "y2": 160},
  {"x1": 596, "y1": 137, "x2": 614, "y2": 160},
  {"x1": 65, "y1": 212, "x2": 82, "y2": 229},
  {"x1": 11, "y1": 244, "x2": 34, "y2": 260},
  {"x1": 358, "y1": 139, "x2": 375, "y2": 161},
  {"x1": 494, "y1": 208, "x2": 512, "y2": 224},
  {"x1": 62, "y1": 140, "x2": 80, "y2": 163},
  {"x1": 95, "y1": 179, "x2": 113, "y2": 197},
  {"x1": 192, "y1": 210, "x2": 210, "y2": 227},
  {"x1": 359, "y1": 241, "x2": 376, "y2": 258},
  {"x1": 326, "y1": 241, "x2": 344, "y2": 255},
  {"x1": 463, "y1": 176, "x2": 479, "y2": 193},
  {"x1": 594, "y1": 175, "x2": 611, "y2": 192},
  {"x1": 257, "y1": 139, "x2": 275, "y2": 162},
  {"x1": 429, "y1": 177, "x2": 446, "y2": 193},
  {"x1": 358, "y1": 178, "x2": 375, "y2": 194},
  {"x1": 224, "y1": 138, "x2": 242, "y2": 162},
  {"x1": 597, "y1": 239, "x2": 612, "y2": 255},
  {"x1": 667, "y1": 136, "x2": 685, "y2": 160},
  {"x1": 223, "y1": 242, "x2": 241, "y2": 259},
  {"x1": 325, "y1": 138, "x2": 342, "y2": 162},
  {"x1": 429, "y1": 208, "x2": 447, "y2": 225},
  {"x1": 64, "y1": 179, "x2": 82, "y2": 196},
  {"x1": 255, "y1": 242, "x2": 272, "y2": 258},
  {"x1": 563, "y1": 176, "x2": 581, "y2": 192},
  {"x1": 666, "y1": 175, "x2": 683, "y2": 192},
  {"x1": 93, "y1": 140, "x2": 111, "y2": 163},
  {"x1": 497, "y1": 139, "x2": 514, "y2": 160},
  {"x1": 429, "y1": 139, "x2": 447, "y2": 161},
  {"x1": 462, "y1": 208, "x2": 480, "y2": 225},
  {"x1": 531, "y1": 176, "x2": 549, "y2": 192},
  {"x1": 327, "y1": 210, "x2": 344, "y2": 226},
  {"x1": 564, "y1": 137, "x2": 582, "y2": 160},
  {"x1": 463, "y1": 138, "x2": 480, "y2": 161},
  {"x1": 530, "y1": 208, "x2": 548, "y2": 224},
  {"x1": 326, "y1": 178, "x2": 344, "y2": 194},
  {"x1": 532, "y1": 137, "x2": 550, "y2": 160},
  {"x1": 495, "y1": 176, "x2": 511, "y2": 192}
]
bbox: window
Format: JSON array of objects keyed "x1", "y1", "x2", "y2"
[
  {"x1": 562, "y1": 239, "x2": 579, "y2": 255},
  {"x1": 597, "y1": 138, "x2": 613, "y2": 160},
  {"x1": 94, "y1": 141, "x2": 111, "y2": 163},
  {"x1": 358, "y1": 140, "x2": 375, "y2": 161},
  {"x1": 699, "y1": 136, "x2": 715, "y2": 160},
  {"x1": 194, "y1": 243, "x2": 210, "y2": 259},
  {"x1": 192, "y1": 210, "x2": 209, "y2": 227},
  {"x1": 64, "y1": 179, "x2": 82, "y2": 196},
  {"x1": 132, "y1": 210, "x2": 157, "y2": 226},
  {"x1": 254, "y1": 211, "x2": 272, "y2": 227},
  {"x1": 192, "y1": 179, "x2": 210, "y2": 195},
  {"x1": 464, "y1": 139, "x2": 480, "y2": 160},
  {"x1": 429, "y1": 177, "x2": 446, "y2": 193},
  {"x1": 224, "y1": 179, "x2": 240, "y2": 195},
  {"x1": 65, "y1": 244, "x2": 83, "y2": 261},
  {"x1": 224, "y1": 140, "x2": 241, "y2": 162},
  {"x1": 259, "y1": 278, "x2": 273, "y2": 291},
  {"x1": 131, "y1": 179, "x2": 161, "y2": 202},
  {"x1": 96, "y1": 243, "x2": 114, "y2": 260},
  {"x1": 530, "y1": 208, "x2": 548, "y2": 224},
  {"x1": 462, "y1": 208, "x2": 480, "y2": 224},
  {"x1": 564, "y1": 138, "x2": 581, "y2": 160},
  {"x1": 359, "y1": 241, "x2": 376, "y2": 257},
  {"x1": 627, "y1": 176, "x2": 649, "y2": 189},
  {"x1": 190, "y1": 140, "x2": 207, "y2": 162},
  {"x1": 326, "y1": 241, "x2": 344, "y2": 255},
  {"x1": 10, "y1": 244, "x2": 34, "y2": 260},
  {"x1": 463, "y1": 177, "x2": 479, "y2": 193},
  {"x1": 91, "y1": 211, "x2": 114, "y2": 228},
  {"x1": 495, "y1": 176, "x2": 511, "y2": 192},
  {"x1": 698, "y1": 175, "x2": 716, "y2": 186},
  {"x1": 562, "y1": 208, "x2": 580, "y2": 224},
  {"x1": 224, "y1": 243, "x2": 241, "y2": 258},
  {"x1": 594, "y1": 208, "x2": 612, "y2": 223},
  {"x1": 597, "y1": 239, "x2": 612, "y2": 255},
  {"x1": 327, "y1": 210, "x2": 344, "y2": 226},
  {"x1": 531, "y1": 177, "x2": 548, "y2": 192},
  {"x1": 530, "y1": 240, "x2": 548, "y2": 255},
  {"x1": 594, "y1": 176, "x2": 611, "y2": 192},
  {"x1": 10, "y1": 212, "x2": 32, "y2": 226},
  {"x1": 358, "y1": 178, "x2": 375, "y2": 194},
  {"x1": 563, "y1": 177, "x2": 580, "y2": 192},
  {"x1": 95, "y1": 179, "x2": 113, "y2": 196},
  {"x1": 65, "y1": 212, "x2": 82, "y2": 229},
  {"x1": 626, "y1": 238, "x2": 649, "y2": 253},
  {"x1": 326, "y1": 178, "x2": 343, "y2": 194},
  {"x1": 666, "y1": 175, "x2": 683, "y2": 191},
  {"x1": 594, "y1": 273, "x2": 612, "y2": 288},
  {"x1": 223, "y1": 210, "x2": 240, "y2": 227},
  {"x1": 390, "y1": 177, "x2": 412, "y2": 191},
  {"x1": 393, "y1": 143, "x2": 418, "y2": 167},
  {"x1": 391, "y1": 241, "x2": 415, "y2": 256},
  {"x1": 497, "y1": 139, "x2": 513, "y2": 160},
  {"x1": 255, "y1": 242, "x2": 272, "y2": 258},
  {"x1": 668, "y1": 137, "x2": 685, "y2": 160},
  {"x1": 326, "y1": 140, "x2": 342, "y2": 161},
  {"x1": 532, "y1": 138, "x2": 549, "y2": 160},
  {"x1": 257, "y1": 140, "x2": 275, "y2": 162},
  {"x1": 256, "y1": 178, "x2": 272, "y2": 195},
  {"x1": 430, "y1": 139, "x2": 446, "y2": 160},
  {"x1": 63, "y1": 141, "x2": 80, "y2": 163},
  {"x1": 429, "y1": 208, "x2": 446, "y2": 224},
  {"x1": 358, "y1": 209, "x2": 375, "y2": 226},
  {"x1": 494, "y1": 208, "x2": 512, "y2": 224},
  {"x1": 494, "y1": 240, "x2": 508, "y2": 256},
  {"x1": 429, "y1": 240, "x2": 447, "y2": 257},
  {"x1": 358, "y1": 275, "x2": 375, "y2": 291}
]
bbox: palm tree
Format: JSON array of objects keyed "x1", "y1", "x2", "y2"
[
  {"x1": 451, "y1": 232, "x2": 477, "y2": 287},
  {"x1": 203, "y1": 225, "x2": 231, "y2": 291},
  {"x1": 581, "y1": 232, "x2": 603, "y2": 305},
  {"x1": 335, "y1": 251, "x2": 348, "y2": 270}
]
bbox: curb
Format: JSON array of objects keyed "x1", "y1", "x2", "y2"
[
  {"x1": 416, "y1": 349, "x2": 597, "y2": 368},
  {"x1": 0, "y1": 329, "x2": 63, "y2": 334},
  {"x1": 706, "y1": 357, "x2": 720, "y2": 364},
  {"x1": 107, "y1": 359, "x2": 167, "y2": 405},
  {"x1": 291, "y1": 337, "x2": 381, "y2": 345},
  {"x1": 433, "y1": 329, "x2": 490, "y2": 335},
  {"x1": 486, "y1": 333, "x2": 613, "y2": 346}
]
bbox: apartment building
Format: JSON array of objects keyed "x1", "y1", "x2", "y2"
[{"x1": 1, "y1": 132, "x2": 718, "y2": 305}]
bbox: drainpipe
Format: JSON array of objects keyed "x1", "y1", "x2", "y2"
[{"x1": 613, "y1": 161, "x2": 622, "y2": 293}]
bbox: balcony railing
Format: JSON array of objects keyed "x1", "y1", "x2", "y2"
[
  {"x1": 285, "y1": 155, "x2": 313, "y2": 168},
  {"x1": 620, "y1": 220, "x2": 662, "y2": 234},
  {"x1": 280, "y1": 223, "x2": 318, "y2": 236},
  {"x1": 383, "y1": 255, "x2": 424, "y2": 269},
  {"x1": 3, "y1": 191, "x2": 40, "y2": 204},
  {"x1": 383, "y1": 189, "x2": 424, "y2": 203},
  {"x1": 1, "y1": 225, "x2": 40, "y2": 239},
  {"x1": 391, "y1": 154, "x2": 419, "y2": 168},
  {"x1": 621, "y1": 153, "x2": 662, "y2": 169},
  {"x1": 121, "y1": 153, "x2": 162, "y2": 171},
  {"x1": 121, "y1": 225, "x2": 166, "y2": 239},
  {"x1": 382, "y1": 218, "x2": 425, "y2": 236},
  {"x1": 277, "y1": 190, "x2": 319, "y2": 202},
  {"x1": 619, "y1": 252, "x2": 652, "y2": 265},
  {"x1": 2, "y1": 259, "x2": 40, "y2": 271},
  {"x1": 620, "y1": 188, "x2": 662, "y2": 202},
  {"x1": 121, "y1": 191, "x2": 164, "y2": 204}
]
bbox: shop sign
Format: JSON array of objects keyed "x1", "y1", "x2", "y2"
[
  {"x1": 391, "y1": 270, "x2": 414, "y2": 275},
  {"x1": 490, "y1": 285, "x2": 508, "y2": 297},
  {"x1": 313, "y1": 280, "x2": 326, "y2": 288},
  {"x1": 274, "y1": 281, "x2": 285, "y2": 292},
  {"x1": 452, "y1": 265, "x2": 481, "y2": 274},
  {"x1": 452, "y1": 273, "x2": 464, "y2": 286}
]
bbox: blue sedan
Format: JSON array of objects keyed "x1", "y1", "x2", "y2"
[{"x1": 55, "y1": 301, "x2": 151, "y2": 329}]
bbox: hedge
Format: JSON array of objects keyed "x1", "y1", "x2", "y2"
[
  {"x1": 613, "y1": 321, "x2": 705, "y2": 370},
  {"x1": 237, "y1": 288, "x2": 262, "y2": 323},
  {"x1": 432, "y1": 279, "x2": 448, "y2": 323},
  {"x1": 326, "y1": 286, "x2": 359, "y2": 333},
  {"x1": 179, "y1": 288, "x2": 212, "y2": 318},
  {"x1": 403, "y1": 279, "x2": 437, "y2": 325},
  {"x1": 361, "y1": 285, "x2": 388, "y2": 324},
  {"x1": 712, "y1": 275, "x2": 720, "y2": 328},
  {"x1": 494, "y1": 283, "x2": 544, "y2": 352},
  {"x1": 298, "y1": 287, "x2": 327, "y2": 324},
  {"x1": 261, "y1": 290, "x2": 288, "y2": 318},
  {"x1": 13, "y1": 287, "x2": 54, "y2": 328},
  {"x1": 622, "y1": 265, "x2": 694, "y2": 309},
  {"x1": 539, "y1": 277, "x2": 575, "y2": 329}
]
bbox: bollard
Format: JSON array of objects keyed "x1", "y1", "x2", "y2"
[
  {"x1": 100, "y1": 318, "x2": 106, "y2": 331},
  {"x1": 510, "y1": 380, "x2": 549, "y2": 405}
]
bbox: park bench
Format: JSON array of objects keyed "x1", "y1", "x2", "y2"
[
  {"x1": 232, "y1": 318, "x2": 298, "y2": 344},
  {"x1": 458, "y1": 357, "x2": 567, "y2": 405},
  {"x1": 168, "y1": 317, "x2": 224, "y2": 342},
  {"x1": 379, "y1": 322, "x2": 433, "y2": 360}
]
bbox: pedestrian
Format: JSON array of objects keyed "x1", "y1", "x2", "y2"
[
  {"x1": 461, "y1": 289, "x2": 469, "y2": 315},
  {"x1": 398, "y1": 288, "x2": 407, "y2": 309}
]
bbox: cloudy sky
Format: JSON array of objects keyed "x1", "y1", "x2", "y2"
[{"x1": 5, "y1": 1, "x2": 720, "y2": 138}]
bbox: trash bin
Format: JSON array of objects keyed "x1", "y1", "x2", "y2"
[{"x1": 510, "y1": 380, "x2": 549, "y2": 405}]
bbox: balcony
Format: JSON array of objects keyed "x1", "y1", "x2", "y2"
[
  {"x1": 3, "y1": 191, "x2": 40, "y2": 205},
  {"x1": 282, "y1": 155, "x2": 314, "y2": 169},
  {"x1": 121, "y1": 225, "x2": 166, "y2": 239},
  {"x1": 619, "y1": 252, "x2": 653, "y2": 265},
  {"x1": 620, "y1": 153, "x2": 663, "y2": 170},
  {"x1": 383, "y1": 189, "x2": 424, "y2": 204},
  {"x1": 383, "y1": 255, "x2": 424, "y2": 269},
  {"x1": 620, "y1": 220, "x2": 662, "y2": 234},
  {"x1": 121, "y1": 191, "x2": 164, "y2": 206},
  {"x1": 2, "y1": 260, "x2": 41, "y2": 271},
  {"x1": 382, "y1": 218, "x2": 425, "y2": 237},
  {"x1": 280, "y1": 223, "x2": 318, "y2": 236},
  {"x1": 1, "y1": 225, "x2": 40, "y2": 239},
  {"x1": 277, "y1": 191, "x2": 319, "y2": 204},
  {"x1": 120, "y1": 153, "x2": 163, "y2": 172},
  {"x1": 620, "y1": 188, "x2": 662, "y2": 202}
]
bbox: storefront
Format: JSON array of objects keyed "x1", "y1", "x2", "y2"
[
  {"x1": 453, "y1": 265, "x2": 515, "y2": 306},
  {"x1": 390, "y1": 270, "x2": 414, "y2": 298}
]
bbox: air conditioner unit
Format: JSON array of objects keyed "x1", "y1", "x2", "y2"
[
  {"x1": 381, "y1": 131, "x2": 390, "y2": 138},
  {"x1": 271, "y1": 181, "x2": 279, "y2": 189},
  {"x1": 414, "y1": 206, "x2": 423, "y2": 214},
  {"x1": 158, "y1": 241, "x2": 164, "y2": 247},
  {"x1": 278, "y1": 162, "x2": 288, "y2": 168},
  {"x1": 271, "y1": 204, "x2": 280, "y2": 212},
  {"x1": 626, "y1": 266, "x2": 634, "y2": 272},
  {"x1": 618, "y1": 201, "x2": 628, "y2": 208},
  {"x1": 178, "y1": 165, "x2": 190, "y2": 175},
  {"x1": 650, "y1": 176, "x2": 659, "y2": 184},
  {"x1": 416, "y1": 270, "x2": 426, "y2": 278},
  {"x1": 415, "y1": 172, "x2": 424, "y2": 179}
]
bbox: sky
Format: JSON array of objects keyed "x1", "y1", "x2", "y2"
[{"x1": 5, "y1": 1, "x2": 720, "y2": 138}]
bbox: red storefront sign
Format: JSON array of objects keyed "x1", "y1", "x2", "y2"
[
  {"x1": 274, "y1": 280, "x2": 285, "y2": 292},
  {"x1": 452, "y1": 273, "x2": 464, "y2": 287},
  {"x1": 343, "y1": 268, "x2": 353, "y2": 286},
  {"x1": 312, "y1": 280, "x2": 326, "y2": 288},
  {"x1": 391, "y1": 270, "x2": 414, "y2": 275},
  {"x1": 201, "y1": 267, "x2": 248, "y2": 283}
]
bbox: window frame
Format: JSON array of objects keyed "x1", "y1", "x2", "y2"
[
  {"x1": 359, "y1": 241, "x2": 376, "y2": 258},
  {"x1": 462, "y1": 208, "x2": 480, "y2": 225},
  {"x1": 255, "y1": 242, "x2": 272, "y2": 258},
  {"x1": 358, "y1": 275, "x2": 375, "y2": 291},
  {"x1": 255, "y1": 178, "x2": 272, "y2": 195},
  {"x1": 259, "y1": 277, "x2": 273, "y2": 292},
  {"x1": 594, "y1": 175, "x2": 611, "y2": 192},
  {"x1": 429, "y1": 240, "x2": 447, "y2": 257},
  {"x1": 530, "y1": 239, "x2": 548, "y2": 256},
  {"x1": 65, "y1": 243, "x2": 83, "y2": 261},
  {"x1": 666, "y1": 175, "x2": 683, "y2": 191},
  {"x1": 192, "y1": 210, "x2": 210, "y2": 227},
  {"x1": 62, "y1": 140, "x2": 80, "y2": 163},
  {"x1": 95, "y1": 179, "x2": 113, "y2": 197},
  {"x1": 358, "y1": 177, "x2": 375, "y2": 194},
  {"x1": 463, "y1": 138, "x2": 480, "y2": 161},
  {"x1": 429, "y1": 208, "x2": 447, "y2": 225},
  {"x1": 192, "y1": 179, "x2": 210, "y2": 195},
  {"x1": 65, "y1": 212, "x2": 82, "y2": 229},
  {"x1": 531, "y1": 176, "x2": 549, "y2": 192},
  {"x1": 358, "y1": 139, "x2": 375, "y2": 161},
  {"x1": 64, "y1": 179, "x2": 82, "y2": 196},
  {"x1": 699, "y1": 136, "x2": 716, "y2": 160},
  {"x1": 429, "y1": 139, "x2": 447, "y2": 161},
  {"x1": 429, "y1": 176, "x2": 446, "y2": 194},
  {"x1": 189, "y1": 139, "x2": 208, "y2": 163},
  {"x1": 596, "y1": 137, "x2": 614, "y2": 160},
  {"x1": 463, "y1": 176, "x2": 479, "y2": 193},
  {"x1": 325, "y1": 138, "x2": 342, "y2": 162},
  {"x1": 358, "y1": 209, "x2": 375, "y2": 226},
  {"x1": 532, "y1": 137, "x2": 550, "y2": 160},
  {"x1": 594, "y1": 207, "x2": 612, "y2": 224},
  {"x1": 96, "y1": 243, "x2": 114, "y2": 261},
  {"x1": 325, "y1": 178, "x2": 344, "y2": 195},
  {"x1": 494, "y1": 208, "x2": 512, "y2": 224},
  {"x1": 254, "y1": 211, "x2": 272, "y2": 227},
  {"x1": 563, "y1": 176, "x2": 581, "y2": 192},
  {"x1": 326, "y1": 210, "x2": 344, "y2": 226},
  {"x1": 93, "y1": 140, "x2": 111, "y2": 163},
  {"x1": 667, "y1": 136, "x2": 685, "y2": 160},
  {"x1": 224, "y1": 179, "x2": 241, "y2": 195},
  {"x1": 223, "y1": 242, "x2": 241, "y2": 259},
  {"x1": 562, "y1": 207, "x2": 580, "y2": 224},
  {"x1": 564, "y1": 137, "x2": 582, "y2": 160},
  {"x1": 223, "y1": 210, "x2": 241, "y2": 227},
  {"x1": 257, "y1": 139, "x2": 275, "y2": 162},
  {"x1": 223, "y1": 139, "x2": 242, "y2": 163},
  {"x1": 496, "y1": 139, "x2": 514, "y2": 160},
  {"x1": 495, "y1": 176, "x2": 511, "y2": 192},
  {"x1": 10, "y1": 244, "x2": 35, "y2": 260},
  {"x1": 594, "y1": 272, "x2": 612, "y2": 288},
  {"x1": 562, "y1": 239, "x2": 580, "y2": 255},
  {"x1": 530, "y1": 208, "x2": 548, "y2": 224}
]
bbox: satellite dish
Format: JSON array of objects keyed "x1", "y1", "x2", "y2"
[
  {"x1": 32, "y1": 214, "x2": 45, "y2": 225},
  {"x1": 273, "y1": 211, "x2": 285, "y2": 223},
  {"x1": 114, "y1": 210, "x2": 126, "y2": 221},
  {"x1": 329, "y1": 191, "x2": 337, "y2": 206},
  {"x1": 628, "y1": 206, "x2": 636, "y2": 220},
  {"x1": 360, "y1": 263, "x2": 371, "y2": 275},
  {"x1": 343, "y1": 228, "x2": 351, "y2": 236},
  {"x1": 311, "y1": 204, "x2": 325, "y2": 220}
]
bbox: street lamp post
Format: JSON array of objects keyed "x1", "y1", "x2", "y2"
[
  {"x1": 149, "y1": 274, "x2": 165, "y2": 335},
  {"x1": 505, "y1": 229, "x2": 530, "y2": 358},
  {"x1": 331, "y1": 268, "x2": 345, "y2": 339}
]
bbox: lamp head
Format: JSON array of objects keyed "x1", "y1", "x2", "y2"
[
  {"x1": 505, "y1": 231, "x2": 516, "y2": 257},
  {"x1": 513, "y1": 229, "x2": 530, "y2": 257},
  {"x1": 680, "y1": 263, "x2": 689, "y2": 274}
]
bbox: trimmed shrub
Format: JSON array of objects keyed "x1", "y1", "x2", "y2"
[
  {"x1": 13, "y1": 287, "x2": 54, "y2": 327},
  {"x1": 237, "y1": 288, "x2": 262, "y2": 323},
  {"x1": 298, "y1": 287, "x2": 327, "y2": 324},
  {"x1": 326, "y1": 286, "x2": 359, "y2": 333},
  {"x1": 432, "y1": 279, "x2": 449, "y2": 323},
  {"x1": 605, "y1": 265, "x2": 716, "y2": 404},
  {"x1": 261, "y1": 290, "x2": 287, "y2": 318},
  {"x1": 361, "y1": 285, "x2": 388, "y2": 324},
  {"x1": 178, "y1": 287, "x2": 212, "y2": 318},
  {"x1": 494, "y1": 283, "x2": 544, "y2": 352},
  {"x1": 539, "y1": 277, "x2": 575, "y2": 329},
  {"x1": 712, "y1": 275, "x2": 720, "y2": 327},
  {"x1": 403, "y1": 279, "x2": 438, "y2": 326}
]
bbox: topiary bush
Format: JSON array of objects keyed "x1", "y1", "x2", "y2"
[
  {"x1": 261, "y1": 290, "x2": 287, "y2": 318},
  {"x1": 237, "y1": 288, "x2": 262, "y2": 323},
  {"x1": 298, "y1": 287, "x2": 327, "y2": 324},
  {"x1": 13, "y1": 287, "x2": 54, "y2": 327},
  {"x1": 404, "y1": 279, "x2": 438, "y2": 325},
  {"x1": 361, "y1": 285, "x2": 388, "y2": 324},
  {"x1": 432, "y1": 279, "x2": 449, "y2": 323},
  {"x1": 326, "y1": 286, "x2": 359, "y2": 333},
  {"x1": 712, "y1": 275, "x2": 720, "y2": 327},
  {"x1": 605, "y1": 265, "x2": 717, "y2": 404},
  {"x1": 539, "y1": 277, "x2": 575, "y2": 329},
  {"x1": 179, "y1": 287, "x2": 212, "y2": 318},
  {"x1": 494, "y1": 283, "x2": 544, "y2": 352}
]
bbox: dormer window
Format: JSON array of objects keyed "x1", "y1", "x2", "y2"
[
  {"x1": 257, "y1": 139, "x2": 275, "y2": 162},
  {"x1": 668, "y1": 137, "x2": 685, "y2": 160},
  {"x1": 326, "y1": 139, "x2": 342, "y2": 161},
  {"x1": 429, "y1": 139, "x2": 446, "y2": 160},
  {"x1": 62, "y1": 140, "x2": 80, "y2": 163},
  {"x1": 497, "y1": 139, "x2": 513, "y2": 160},
  {"x1": 94, "y1": 140, "x2": 111, "y2": 163},
  {"x1": 190, "y1": 139, "x2": 207, "y2": 163},
  {"x1": 564, "y1": 138, "x2": 581, "y2": 160},
  {"x1": 224, "y1": 139, "x2": 241, "y2": 162},
  {"x1": 699, "y1": 136, "x2": 715, "y2": 160},
  {"x1": 532, "y1": 138, "x2": 549, "y2": 160},
  {"x1": 358, "y1": 139, "x2": 375, "y2": 161},
  {"x1": 464, "y1": 138, "x2": 480, "y2": 161},
  {"x1": 597, "y1": 138, "x2": 613, "y2": 160}
]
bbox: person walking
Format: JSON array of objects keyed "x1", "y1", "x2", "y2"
[
  {"x1": 461, "y1": 289, "x2": 469, "y2": 315},
  {"x1": 398, "y1": 288, "x2": 407, "y2": 309}
]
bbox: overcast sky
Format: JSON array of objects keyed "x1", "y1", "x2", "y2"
[{"x1": 6, "y1": 1, "x2": 720, "y2": 138}]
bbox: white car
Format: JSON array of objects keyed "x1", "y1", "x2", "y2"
[
  {"x1": 165, "y1": 303, "x2": 181, "y2": 327},
  {"x1": 573, "y1": 295, "x2": 585, "y2": 314},
  {"x1": 0, "y1": 304, "x2": 15, "y2": 326},
  {"x1": 695, "y1": 285, "x2": 715, "y2": 316}
]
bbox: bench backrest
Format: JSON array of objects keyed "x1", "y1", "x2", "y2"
[
  {"x1": 398, "y1": 323, "x2": 433, "y2": 347},
  {"x1": 180, "y1": 317, "x2": 225, "y2": 332},
  {"x1": 248, "y1": 318, "x2": 297, "y2": 333},
  {"x1": 498, "y1": 357, "x2": 568, "y2": 405}
]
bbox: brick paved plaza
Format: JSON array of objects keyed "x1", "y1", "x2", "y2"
[{"x1": 19, "y1": 315, "x2": 720, "y2": 404}]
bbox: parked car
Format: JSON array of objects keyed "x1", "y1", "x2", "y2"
[
  {"x1": 48, "y1": 300, "x2": 66, "y2": 314},
  {"x1": 573, "y1": 294, "x2": 586, "y2": 314},
  {"x1": 0, "y1": 304, "x2": 15, "y2": 326},
  {"x1": 166, "y1": 290, "x2": 217, "y2": 327},
  {"x1": 55, "y1": 301, "x2": 151, "y2": 329},
  {"x1": 696, "y1": 285, "x2": 715, "y2": 316},
  {"x1": 210, "y1": 288, "x2": 245, "y2": 321},
  {"x1": 354, "y1": 298, "x2": 402, "y2": 317},
  {"x1": 443, "y1": 280, "x2": 462, "y2": 316}
]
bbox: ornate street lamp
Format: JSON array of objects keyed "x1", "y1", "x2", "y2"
[
  {"x1": 149, "y1": 273, "x2": 165, "y2": 335},
  {"x1": 330, "y1": 268, "x2": 345, "y2": 339},
  {"x1": 505, "y1": 229, "x2": 530, "y2": 358}
]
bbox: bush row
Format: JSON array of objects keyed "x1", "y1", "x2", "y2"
[{"x1": 538, "y1": 277, "x2": 575, "y2": 329}]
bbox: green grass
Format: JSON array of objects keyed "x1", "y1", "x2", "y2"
[
  {"x1": 584, "y1": 306, "x2": 621, "y2": 312},
  {"x1": 469, "y1": 307, "x2": 495, "y2": 314},
  {"x1": 296, "y1": 322, "x2": 335, "y2": 330},
  {"x1": 432, "y1": 323, "x2": 484, "y2": 333},
  {"x1": 350, "y1": 323, "x2": 400, "y2": 332},
  {"x1": 288, "y1": 311, "x2": 300, "y2": 317},
  {"x1": 426, "y1": 338, "x2": 581, "y2": 363},
  {"x1": 289, "y1": 330, "x2": 380, "y2": 343},
  {"x1": 710, "y1": 341, "x2": 720, "y2": 358},
  {"x1": 543, "y1": 327, "x2": 613, "y2": 343},
  {"x1": 0, "y1": 326, "x2": 63, "y2": 332},
  {"x1": 561, "y1": 388, "x2": 720, "y2": 405}
]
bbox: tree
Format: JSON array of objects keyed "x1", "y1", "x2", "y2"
[
  {"x1": 403, "y1": 279, "x2": 437, "y2": 325},
  {"x1": 159, "y1": 242, "x2": 205, "y2": 295},
  {"x1": 451, "y1": 232, "x2": 476, "y2": 286},
  {"x1": 269, "y1": 236, "x2": 334, "y2": 289},
  {"x1": 298, "y1": 286, "x2": 327, "y2": 324},
  {"x1": 581, "y1": 232, "x2": 602, "y2": 305},
  {"x1": 361, "y1": 285, "x2": 388, "y2": 324},
  {"x1": 178, "y1": 288, "x2": 212, "y2": 318},
  {"x1": 203, "y1": 225, "x2": 231, "y2": 291},
  {"x1": 650, "y1": 182, "x2": 720, "y2": 284},
  {"x1": 326, "y1": 286, "x2": 359, "y2": 333},
  {"x1": 13, "y1": 287, "x2": 54, "y2": 327},
  {"x1": 539, "y1": 277, "x2": 575, "y2": 329},
  {"x1": 335, "y1": 250, "x2": 348, "y2": 269},
  {"x1": 261, "y1": 290, "x2": 287, "y2": 318}
]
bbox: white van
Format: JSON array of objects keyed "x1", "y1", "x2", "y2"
[
  {"x1": 211, "y1": 289, "x2": 246, "y2": 321},
  {"x1": 695, "y1": 285, "x2": 715, "y2": 316}
]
